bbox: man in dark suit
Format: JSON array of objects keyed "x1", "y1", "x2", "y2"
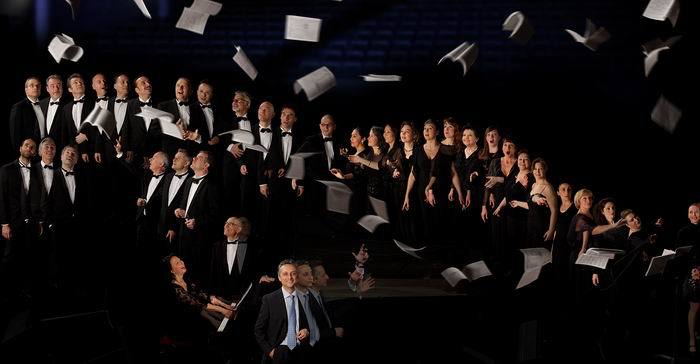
[
  {"x1": 97, "y1": 73, "x2": 131, "y2": 164},
  {"x1": 297, "y1": 114, "x2": 344, "y2": 181},
  {"x1": 157, "y1": 77, "x2": 205, "y2": 158},
  {"x1": 222, "y1": 90, "x2": 253, "y2": 217},
  {"x1": 173, "y1": 150, "x2": 220, "y2": 283},
  {"x1": 309, "y1": 261, "x2": 348, "y2": 363},
  {"x1": 9, "y1": 77, "x2": 45, "y2": 152},
  {"x1": 255, "y1": 259, "x2": 310, "y2": 364},
  {"x1": 40, "y1": 75, "x2": 66, "y2": 152},
  {"x1": 0, "y1": 138, "x2": 42, "y2": 299},
  {"x1": 160, "y1": 149, "x2": 192, "y2": 256},
  {"x1": 33, "y1": 138, "x2": 59, "y2": 291},
  {"x1": 90, "y1": 73, "x2": 110, "y2": 164},
  {"x1": 127, "y1": 75, "x2": 161, "y2": 168},
  {"x1": 135, "y1": 151, "x2": 167, "y2": 255},
  {"x1": 60, "y1": 73, "x2": 96, "y2": 164}
]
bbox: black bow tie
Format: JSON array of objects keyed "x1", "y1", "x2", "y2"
[
  {"x1": 178, "y1": 101, "x2": 189, "y2": 106},
  {"x1": 227, "y1": 240, "x2": 239, "y2": 245},
  {"x1": 323, "y1": 137, "x2": 333, "y2": 142},
  {"x1": 115, "y1": 99, "x2": 127, "y2": 103},
  {"x1": 234, "y1": 116, "x2": 247, "y2": 121},
  {"x1": 200, "y1": 104, "x2": 211, "y2": 109},
  {"x1": 260, "y1": 128, "x2": 272, "y2": 133},
  {"x1": 43, "y1": 164, "x2": 53, "y2": 169},
  {"x1": 50, "y1": 101, "x2": 60, "y2": 106},
  {"x1": 175, "y1": 173, "x2": 187, "y2": 179},
  {"x1": 192, "y1": 177, "x2": 204, "y2": 184},
  {"x1": 31, "y1": 101, "x2": 40, "y2": 106},
  {"x1": 62, "y1": 169, "x2": 75, "y2": 176},
  {"x1": 20, "y1": 164, "x2": 31, "y2": 169},
  {"x1": 153, "y1": 173, "x2": 164, "y2": 179},
  {"x1": 282, "y1": 131, "x2": 293, "y2": 137},
  {"x1": 139, "y1": 101, "x2": 152, "y2": 107},
  {"x1": 73, "y1": 99, "x2": 84, "y2": 104},
  {"x1": 97, "y1": 97, "x2": 109, "y2": 102}
]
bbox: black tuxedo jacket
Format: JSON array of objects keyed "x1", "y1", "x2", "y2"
[
  {"x1": 126, "y1": 98, "x2": 162, "y2": 159},
  {"x1": 60, "y1": 98, "x2": 96, "y2": 155},
  {"x1": 194, "y1": 103, "x2": 225, "y2": 146},
  {"x1": 297, "y1": 133, "x2": 344, "y2": 180},
  {"x1": 0, "y1": 160, "x2": 43, "y2": 227},
  {"x1": 40, "y1": 97, "x2": 67, "y2": 148},
  {"x1": 263, "y1": 128, "x2": 304, "y2": 188},
  {"x1": 9, "y1": 98, "x2": 42, "y2": 151},
  {"x1": 46, "y1": 168, "x2": 90, "y2": 224},
  {"x1": 240, "y1": 124, "x2": 274, "y2": 184},
  {"x1": 31, "y1": 162, "x2": 58, "y2": 222},
  {"x1": 255, "y1": 288, "x2": 310, "y2": 356},
  {"x1": 157, "y1": 171, "x2": 190, "y2": 236},
  {"x1": 208, "y1": 239, "x2": 266, "y2": 300},
  {"x1": 177, "y1": 175, "x2": 220, "y2": 245},
  {"x1": 136, "y1": 172, "x2": 165, "y2": 221}
]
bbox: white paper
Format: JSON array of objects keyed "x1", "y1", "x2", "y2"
[
  {"x1": 392, "y1": 239, "x2": 426, "y2": 259},
  {"x1": 65, "y1": 0, "x2": 79, "y2": 20},
  {"x1": 502, "y1": 11, "x2": 534, "y2": 45},
  {"x1": 191, "y1": 0, "x2": 222, "y2": 16},
  {"x1": 217, "y1": 317, "x2": 229, "y2": 332},
  {"x1": 575, "y1": 254, "x2": 610, "y2": 269},
  {"x1": 132, "y1": 0, "x2": 152, "y2": 19},
  {"x1": 361, "y1": 74, "x2": 402, "y2": 82},
  {"x1": 643, "y1": 0, "x2": 680, "y2": 26},
  {"x1": 176, "y1": 7, "x2": 210, "y2": 35},
  {"x1": 357, "y1": 215, "x2": 389, "y2": 233},
  {"x1": 368, "y1": 196, "x2": 389, "y2": 221},
  {"x1": 438, "y1": 42, "x2": 479, "y2": 76},
  {"x1": 285, "y1": 15, "x2": 322, "y2": 42},
  {"x1": 81, "y1": 106, "x2": 116, "y2": 138},
  {"x1": 441, "y1": 267, "x2": 468, "y2": 287},
  {"x1": 520, "y1": 248, "x2": 552, "y2": 272},
  {"x1": 285, "y1": 152, "x2": 319, "y2": 180},
  {"x1": 516, "y1": 266, "x2": 542, "y2": 289},
  {"x1": 135, "y1": 107, "x2": 181, "y2": 138},
  {"x1": 232, "y1": 46, "x2": 258, "y2": 80},
  {"x1": 462, "y1": 260, "x2": 493, "y2": 281},
  {"x1": 564, "y1": 19, "x2": 610, "y2": 51},
  {"x1": 235, "y1": 282, "x2": 254, "y2": 309},
  {"x1": 662, "y1": 249, "x2": 676, "y2": 256},
  {"x1": 642, "y1": 36, "x2": 681, "y2": 77},
  {"x1": 48, "y1": 34, "x2": 84, "y2": 63},
  {"x1": 316, "y1": 180, "x2": 353, "y2": 214},
  {"x1": 244, "y1": 144, "x2": 268, "y2": 153},
  {"x1": 645, "y1": 253, "x2": 675, "y2": 276},
  {"x1": 651, "y1": 95, "x2": 682, "y2": 133},
  {"x1": 586, "y1": 247, "x2": 625, "y2": 260},
  {"x1": 294, "y1": 66, "x2": 336, "y2": 101}
]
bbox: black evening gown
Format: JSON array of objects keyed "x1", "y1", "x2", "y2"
[
  {"x1": 505, "y1": 173, "x2": 533, "y2": 250},
  {"x1": 455, "y1": 147, "x2": 485, "y2": 256},
  {"x1": 526, "y1": 194, "x2": 551, "y2": 249},
  {"x1": 412, "y1": 145, "x2": 439, "y2": 245},
  {"x1": 388, "y1": 145, "x2": 418, "y2": 243}
]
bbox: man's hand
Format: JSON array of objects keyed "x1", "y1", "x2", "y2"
[
  {"x1": 166, "y1": 230, "x2": 176, "y2": 242},
  {"x1": 94, "y1": 153, "x2": 102, "y2": 164},
  {"x1": 81, "y1": 153, "x2": 89, "y2": 163},
  {"x1": 185, "y1": 218, "x2": 196, "y2": 230},
  {"x1": 259, "y1": 275, "x2": 276, "y2": 283},
  {"x1": 240, "y1": 165, "x2": 248, "y2": 175},
  {"x1": 230, "y1": 143, "x2": 244, "y2": 158},
  {"x1": 297, "y1": 328, "x2": 309, "y2": 341},
  {"x1": 136, "y1": 198, "x2": 146, "y2": 207},
  {"x1": 260, "y1": 185, "x2": 269, "y2": 198},
  {"x1": 208, "y1": 136, "x2": 220, "y2": 145},
  {"x1": 75, "y1": 133, "x2": 88, "y2": 144},
  {"x1": 174, "y1": 208, "x2": 186, "y2": 219},
  {"x1": 334, "y1": 327, "x2": 345, "y2": 337},
  {"x1": 2, "y1": 225, "x2": 12, "y2": 240},
  {"x1": 352, "y1": 244, "x2": 369, "y2": 264}
]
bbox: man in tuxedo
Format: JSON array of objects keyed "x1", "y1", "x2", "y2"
[
  {"x1": 298, "y1": 114, "x2": 343, "y2": 180},
  {"x1": 90, "y1": 73, "x2": 110, "y2": 164},
  {"x1": 9, "y1": 77, "x2": 45, "y2": 152},
  {"x1": 0, "y1": 138, "x2": 42, "y2": 299},
  {"x1": 255, "y1": 259, "x2": 310, "y2": 364},
  {"x1": 173, "y1": 150, "x2": 220, "y2": 283},
  {"x1": 60, "y1": 73, "x2": 95, "y2": 164},
  {"x1": 222, "y1": 90, "x2": 253, "y2": 216},
  {"x1": 135, "y1": 152, "x2": 168, "y2": 255},
  {"x1": 100, "y1": 73, "x2": 132, "y2": 163},
  {"x1": 160, "y1": 149, "x2": 192, "y2": 255},
  {"x1": 33, "y1": 138, "x2": 58, "y2": 289},
  {"x1": 157, "y1": 77, "x2": 205, "y2": 158},
  {"x1": 127, "y1": 75, "x2": 161, "y2": 168},
  {"x1": 195, "y1": 80, "x2": 222, "y2": 149},
  {"x1": 40, "y1": 75, "x2": 66, "y2": 151}
]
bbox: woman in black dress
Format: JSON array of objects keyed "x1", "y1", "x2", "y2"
[
  {"x1": 552, "y1": 182, "x2": 576, "y2": 287},
  {"x1": 344, "y1": 126, "x2": 388, "y2": 200},
  {"x1": 454, "y1": 125, "x2": 484, "y2": 256},
  {"x1": 525, "y1": 158, "x2": 558, "y2": 249},
  {"x1": 437, "y1": 117, "x2": 465, "y2": 245},
  {"x1": 331, "y1": 127, "x2": 371, "y2": 218},
  {"x1": 494, "y1": 149, "x2": 533, "y2": 250},
  {"x1": 386, "y1": 122, "x2": 419, "y2": 243}
]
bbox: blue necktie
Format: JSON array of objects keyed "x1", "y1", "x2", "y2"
[
  {"x1": 286, "y1": 295, "x2": 297, "y2": 349},
  {"x1": 302, "y1": 294, "x2": 317, "y2": 345}
]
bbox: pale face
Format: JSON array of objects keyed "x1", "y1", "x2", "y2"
[
  {"x1": 232, "y1": 93, "x2": 249, "y2": 115},
  {"x1": 170, "y1": 256, "x2": 187, "y2": 276},
  {"x1": 517, "y1": 153, "x2": 531, "y2": 171},
  {"x1": 197, "y1": 83, "x2": 212, "y2": 104},
  {"x1": 61, "y1": 147, "x2": 78, "y2": 168},
  {"x1": 223, "y1": 217, "x2": 241, "y2": 238},
  {"x1": 175, "y1": 78, "x2": 190, "y2": 101},
  {"x1": 46, "y1": 78, "x2": 63, "y2": 100},
  {"x1": 533, "y1": 161, "x2": 546, "y2": 179},
  {"x1": 296, "y1": 264, "x2": 314, "y2": 288},
  {"x1": 502, "y1": 142, "x2": 516, "y2": 157},
  {"x1": 350, "y1": 129, "x2": 364, "y2": 148},
  {"x1": 114, "y1": 75, "x2": 129, "y2": 96},
  {"x1": 383, "y1": 125, "x2": 395, "y2": 145},
  {"x1": 278, "y1": 264, "x2": 297, "y2": 289},
  {"x1": 25, "y1": 78, "x2": 41, "y2": 100},
  {"x1": 149, "y1": 153, "x2": 165, "y2": 174},
  {"x1": 68, "y1": 77, "x2": 85, "y2": 98},
  {"x1": 92, "y1": 74, "x2": 107, "y2": 96},
  {"x1": 280, "y1": 108, "x2": 297, "y2": 130},
  {"x1": 368, "y1": 129, "x2": 379, "y2": 148},
  {"x1": 557, "y1": 183, "x2": 572, "y2": 200},
  {"x1": 625, "y1": 213, "x2": 641, "y2": 231},
  {"x1": 462, "y1": 129, "x2": 478, "y2": 148},
  {"x1": 486, "y1": 130, "x2": 500, "y2": 148},
  {"x1": 319, "y1": 116, "x2": 335, "y2": 137},
  {"x1": 443, "y1": 123, "x2": 455, "y2": 139},
  {"x1": 400, "y1": 125, "x2": 414, "y2": 144},
  {"x1": 191, "y1": 152, "x2": 208, "y2": 172},
  {"x1": 603, "y1": 202, "x2": 616, "y2": 221},
  {"x1": 579, "y1": 194, "x2": 593, "y2": 210},
  {"x1": 135, "y1": 76, "x2": 152, "y2": 99},
  {"x1": 20, "y1": 139, "x2": 37, "y2": 159},
  {"x1": 312, "y1": 265, "x2": 329, "y2": 288},
  {"x1": 423, "y1": 123, "x2": 436, "y2": 141},
  {"x1": 40, "y1": 142, "x2": 56, "y2": 161},
  {"x1": 689, "y1": 205, "x2": 700, "y2": 225},
  {"x1": 257, "y1": 102, "x2": 275, "y2": 124},
  {"x1": 172, "y1": 151, "x2": 190, "y2": 171}
]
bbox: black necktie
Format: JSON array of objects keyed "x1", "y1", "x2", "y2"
[
  {"x1": 50, "y1": 101, "x2": 60, "y2": 106},
  {"x1": 282, "y1": 131, "x2": 293, "y2": 137},
  {"x1": 43, "y1": 164, "x2": 53, "y2": 169},
  {"x1": 192, "y1": 177, "x2": 203, "y2": 184},
  {"x1": 200, "y1": 104, "x2": 211, "y2": 109},
  {"x1": 73, "y1": 99, "x2": 84, "y2": 104},
  {"x1": 175, "y1": 173, "x2": 187, "y2": 179},
  {"x1": 323, "y1": 137, "x2": 333, "y2": 142},
  {"x1": 178, "y1": 101, "x2": 189, "y2": 106},
  {"x1": 62, "y1": 169, "x2": 75, "y2": 176},
  {"x1": 260, "y1": 128, "x2": 272, "y2": 133},
  {"x1": 115, "y1": 99, "x2": 127, "y2": 103},
  {"x1": 139, "y1": 101, "x2": 152, "y2": 107},
  {"x1": 97, "y1": 97, "x2": 108, "y2": 102}
]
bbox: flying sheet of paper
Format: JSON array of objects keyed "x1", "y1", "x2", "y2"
[
  {"x1": 176, "y1": 7, "x2": 210, "y2": 35},
  {"x1": 642, "y1": 36, "x2": 681, "y2": 77},
  {"x1": 502, "y1": 11, "x2": 534, "y2": 45},
  {"x1": 232, "y1": 46, "x2": 258, "y2": 80},
  {"x1": 643, "y1": 0, "x2": 680, "y2": 27},
  {"x1": 316, "y1": 180, "x2": 353, "y2": 214},
  {"x1": 132, "y1": 0, "x2": 152, "y2": 19},
  {"x1": 651, "y1": 95, "x2": 682, "y2": 133},
  {"x1": 65, "y1": 0, "x2": 80, "y2": 20},
  {"x1": 368, "y1": 196, "x2": 389, "y2": 221},
  {"x1": 285, "y1": 15, "x2": 322, "y2": 42},
  {"x1": 191, "y1": 0, "x2": 222, "y2": 16},
  {"x1": 516, "y1": 266, "x2": 543, "y2": 289},
  {"x1": 285, "y1": 152, "x2": 319, "y2": 180},
  {"x1": 438, "y1": 42, "x2": 479, "y2": 76},
  {"x1": 136, "y1": 107, "x2": 181, "y2": 138},
  {"x1": 48, "y1": 34, "x2": 84, "y2": 63},
  {"x1": 575, "y1": 254, "x2": 610, "y2": 269},
  {"x1": 357, "y1": 215, "x2": 389, "y2": 233},
  {"x1": 361, "y1": 74, "x2": 402, "y2": 82},
  {"x1": 564, "y1": 18, "x2": 610, "y2": 51},
  {"x1": 462, "y1": 260, "x2": 493, "y2": 281},
  {"x1": 521, "y1": 248, "x2": 552, "y2": 272},
  {"x1": 294, "y1": 67, "x2": 336, "y2": 101},
  {"x1": 81, "y1": 106, "x2": 116, "y2": 137},
  {"x1": 244, "y1": 144, "x2": 268, "y2": 153},
  {"x1": 441, "y1": 267, "x2": 467, "y2": 287},
  {"x1": 392, "y1": 239, "x2": 426, "y2": 259},
  {"x1": 585, "y1": 247, "x2": 625, "y2": 259}
]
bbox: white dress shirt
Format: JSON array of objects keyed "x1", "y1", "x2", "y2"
[
  {"x1": 18, "y1": 160, "x2": 31, "y2": 193},
  {"x1": 143, "y1": 174, "x2": 162, "y2": 215},
  {"x1": 281, "y1": 128, "x2": 293, "y2": 164},
  {"x1": 72, "y1": 96, "x2": 85, "y2": 130},
  {"x1": 258, "y1": 123, "x2": 273, "y2": 160},
  {"x1": 167, "y1": 173, "x2": 188, "y2": 206},
  {"x1": 226, "y1": 239, "x2": 247, "y2": 274},
  {"x1": 46, "y1": 98, "x2": 60, "y2": 134},
  {"x1": 114, "y1": 98, "x2": 128, "y2": 134},
  {"x1": 184, "y1": 175, "x2": 206, "y2": 216},
  {"x1": 202, "y1": 105, "x2": 214, "y2": 137},
  {"x1": 177, "y1": 101, "x2": 191, "y2": 128},
  {"x1": 139, "y1": 98, "x2": 153, "y2": 131},
  {"x1": 41, "y1": 161, "x2": 54, "y2": 192},
  {"x1": 62, "y1": 169, "x2": 76, "y2": 203}
]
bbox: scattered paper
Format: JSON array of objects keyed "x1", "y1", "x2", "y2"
[
  {"x1": 285, "y1": 152, "x2": 319, "y2": 180},
  {"x1": 575, "y1": 253, "x2": 611, "y2": 269},
  {"x1": 81, "y1": 106, "x2": 116, "y2": 138},
  {"x1": 285, "y1": 15, "x2": 322, "y2": 42},
  {"x1": 516, "y1": 266, "x2": 543, "y2": 289},
  {"x1": 361, "y1": 74, "x2": 402, "y2": 82},
  {"x1": 232, "y1": 46, "x2": 258, "y2": 80},
  {"x1": 245, "y1": 144, "x2": 268, "y2": 153},
  {"x1": 651, "y1": 95, "x2": 682, "y2": 133},
  {"x1": 316, "y1": 180, "x2": 353, "y2": 214},
  {"x1": 48, "y1": 34, "x2": 84, "y2": 63},
  {"x1": 643, "y1": 0, "x2": 680, "y2": 27},
  {"x1": 368, "y1": 196, "x2": 389, "y2": 221},
  {"x1": 642, "y1": 36, "x2": 681, "y2": 77},
  {"x1": 357, "y1": 215, "x2": 389, "y2": 233},
  {"x1": 294, "y1": 66, "x2": 336, "y2": 101},
  {"x1": 392, "y1": 239, "x2": 425, "y2": 259},
  {"x1": 65, "y1": 0, "x2": 80, "y2": 20},
  {"x1": 176, "y1": 7, "x2": 210, "y2": 35},
  {"x1": 502, "y1": 11, "x2": 534, "y2": 45},
  {"x1": 135, "y1": 107, "x2": 181, "y2": 138},
  {"x1": 564, "y1": 18, "x2": 610, "y2": 51},
  {"x1": 645, "y1": 252, "x2": 675, "y2": 276},
  {"x1": 516, "y1": 248, "x2": 551, "y2": 289},
  {"x1": 441, "y1": 267, "x2": 468, "y2": 287},
  {"x1": 462, "y1": 260, "x2": 493, "y2": 281},
  {"x1": 438, "y1": 42, "x2": 479, "y2": 76},
  {"x1": 586, "y1": 247, "x2": 625, "y2": 259},
  {"x1": 132, "y1": 0, "x2": 152, "y2": 19},
  {"x1": 191, "y1": 0, "x2": 222, "y2": 15}
]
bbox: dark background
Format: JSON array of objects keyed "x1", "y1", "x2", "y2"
[{"x1": 1, "y1": 0, "x2": 696, "y2": 228}]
